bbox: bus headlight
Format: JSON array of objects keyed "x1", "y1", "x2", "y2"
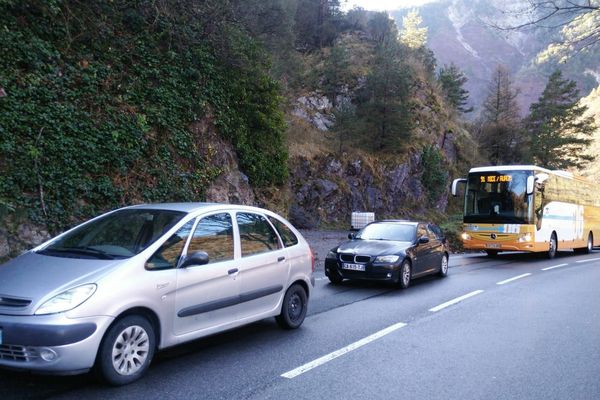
[
  {"x1": 461, "y1": 232, "x2": 471, "y2": 241},
  {"x1": 518, "y1": 233, "x2": 532, "y2": 243}
]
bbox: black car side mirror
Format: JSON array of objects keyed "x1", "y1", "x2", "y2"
[
  {"x1": 179, "y1": 251, "x2": 209, "y2": 268},
  {"x1": 348, "y1": 232, "x2": 356, "y2": 239},
  {"x1": 418, "y1": 236, "x2": 430, "y2": 244}
]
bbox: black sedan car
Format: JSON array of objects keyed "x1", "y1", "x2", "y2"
[{"x1": 324, "y1": 220, "x2": 449, "y2": 288}]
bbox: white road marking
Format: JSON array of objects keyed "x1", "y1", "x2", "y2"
[
  {"x1": 542, "y1": 263, "x2": 568, "y2": 271},
  {"x1": 496, "y1": 273, "x2": 531, "y2": 285},
  {"x1": 428, "y1": 290, "x2": 484, "y2": 312},
  {"x1": 281, "y1": 321, "x2": 407, "y2": 379},
  {"x1": 575, "y1": 257, "x2": 600, "y2": 263}
]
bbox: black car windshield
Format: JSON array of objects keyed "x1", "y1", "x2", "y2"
[
  {"x1": 356, "y1": 223, "x2": 416, "y2": 242},
  {"x1": 38, "y1": 209, "x2": 186, "y2": 259},
  {"x1": 464, "y1": 171, "x2": 532, "y2": 224}
]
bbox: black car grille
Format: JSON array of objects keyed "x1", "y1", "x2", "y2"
[
  {"x1": 0, "y1": 296, "x2": 31, "y2": 308},
  {"x1": 339, "y1": 254, "x2": 371, "y2": 264},
  {"x1": 0, "y1": 345, "x2": 39, "y2": 362}
]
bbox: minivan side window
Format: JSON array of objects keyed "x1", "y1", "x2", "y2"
[
  {"x1": 146, "y1": 220, "x2": 195, "y2": 270},
  {"x1": 267, "y1": 216, "x2": 299, "y2": 247},
  {"x1": 237, "y1": 213, "x2": 281, "y2": 257},
  {"x1": 187, "y1": 213, "x2": 234, "y2": 264}
]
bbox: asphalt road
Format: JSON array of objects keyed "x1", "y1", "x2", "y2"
[{"x1": 2, "y1": 247, "x2": 600, "y2": 400}]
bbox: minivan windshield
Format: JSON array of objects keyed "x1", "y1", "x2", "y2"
[
  {"x1": 356, "y1": 223, "x2": 416, "y2": 242},
  {"x1": 464, "y1": 170, "x2": 532, "y2": 224},
  {"x1": 38, "y1": 209, "x2": 186, "y2": 259}
]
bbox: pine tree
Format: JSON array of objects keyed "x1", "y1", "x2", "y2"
[
  {"x1": 294, "y1": 0, "x2": 342, "y2": 50},
  {"x1": 525, "y1": 70, "x2": 596, "y2": 169},
  {"x1": 438, "y1": 63, "x2": 473, "y2": 113},
  {"x1": 478, "y1": 65, "x2": 522, "y2": 165},
  {"x1": 323, "y1": 44, "x2": 350, "y2": 107},
  {"x1": 367, "y1": 11, "x2": 398, "y2": 45},
  {"x1": 399, "y1": 9, "x2": 427, "y2": 49},
  {"x1": 356, "y1": 43, "x2": 411, "y2": 151}
]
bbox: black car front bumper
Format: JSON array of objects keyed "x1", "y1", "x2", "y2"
[{"x1": 324, "y1": 258, "x2": 401, "y2": 282}]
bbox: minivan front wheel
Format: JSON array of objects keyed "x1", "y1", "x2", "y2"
[
  {"x1": 96, "y1": 315, "x2": 156, "y2": 386},
  {"x1": 276, "y1": 284, "x2": 307, "y2": 330}
]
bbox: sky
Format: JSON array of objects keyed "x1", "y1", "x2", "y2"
[{"x1": 341, "y1": 0, "x2": 439, "y2": 11}]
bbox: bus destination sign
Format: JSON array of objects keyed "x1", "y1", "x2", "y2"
[{"x1": 480, "y1": 175, "x2": 512, "y2": 183}]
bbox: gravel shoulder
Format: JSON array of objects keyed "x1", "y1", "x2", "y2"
[{"x1": 299, "y1": 229, "x2": 349, "y2": 273}]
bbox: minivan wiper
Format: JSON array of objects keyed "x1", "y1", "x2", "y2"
[{"x1": 38, "y1": 246, "x2": 116, "y2": 260}]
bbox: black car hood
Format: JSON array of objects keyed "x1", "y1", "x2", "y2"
[{"x1": 336, "y1": 239, "x2": 413, "y2": 256}]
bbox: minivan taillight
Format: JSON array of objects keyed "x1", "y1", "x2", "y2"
[{"x1": 310, "y1": 248, "x2": 315, "y2": 272}]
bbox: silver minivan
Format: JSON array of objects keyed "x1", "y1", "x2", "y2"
[{"x1": 0, "y1": 203, "x2": 314, "y2": 385}]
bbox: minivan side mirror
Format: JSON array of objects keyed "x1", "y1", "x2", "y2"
[
  {"x1": 348, "y1": 232, "x2": 356, "y2": 239},
  {"x1": 418, "y1": 236, "x2": 430, "y2": 244},
  {"x1": 179, "y1": 251, "x2": 209, "y2": 268}
]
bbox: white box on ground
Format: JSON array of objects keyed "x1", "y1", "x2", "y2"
[{"x1": 351, "y1": 212, "x2": 375, "y2": 230}]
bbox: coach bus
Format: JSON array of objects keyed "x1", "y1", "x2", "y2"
[{"x1": 452, "y1": 165, "x2": 600, "y2": 258}]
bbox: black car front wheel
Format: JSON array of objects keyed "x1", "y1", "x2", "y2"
[
  {"x1": 397, "y1": 259, "x2": 412, "y2": 289},
  {"x1": 439, "y1": 254, "x2": 449, "y2": 277},
  {"x1": 326, "y1": 268, "x2": 344, "y2": 284}
]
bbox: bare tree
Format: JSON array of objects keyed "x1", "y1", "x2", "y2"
[{"x1": 493, "y1": 1, "x2": 600, "y2": 62}]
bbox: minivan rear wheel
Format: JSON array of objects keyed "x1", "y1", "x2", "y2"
[
  {"x1": 96, "y1": 315, "x2": 156, "y2": 386},
  {"x1": 276, "y1": 284, "x2": 307, "y2": 330}
]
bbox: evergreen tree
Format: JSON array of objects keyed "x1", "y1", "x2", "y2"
[
  {"x1": 294, "y1": 0, "x2": 342, "y2": 50},
  {"x1": 323, "y1": 44, "x2": 350, "y2": 107},
  {"x1": 400, "y1": 9, "x2": 427, "y2": 49},
  {"x1": 331, "y1": 101, "x2": 357, "y2": 154},
  {"x1": 438, "y1": 63, "x2": 473, "y2": 113},
  {"x1": 525, "y1": 70, "x2": 596, "y2": 169},
  {"x1": 356, "y1": 43, "x2": 412, "y2": 151},
  {"x1": 478, "y1": 65, "x2": 522, "y2": 165},
  {"x1": 367, "y1": 11, "x2": 398, "y2": 45}
]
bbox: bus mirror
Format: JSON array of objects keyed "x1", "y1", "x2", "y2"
[
  {"x1": 452, "y1": 178, "x2": 467, "y2": 197},
  {"x1": 526, "y1": 175, "x2": 535, "y2": 195}
]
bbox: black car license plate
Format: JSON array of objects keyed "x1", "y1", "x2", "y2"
[{"x1": 342, "y1": 263, "x2": 365, "y2": 271}]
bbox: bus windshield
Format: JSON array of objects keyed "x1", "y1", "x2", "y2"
[{"x1": 464, "y1": 170, "x2": 533, "y2": 224}]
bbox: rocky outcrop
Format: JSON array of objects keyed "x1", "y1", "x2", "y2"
[
  {"x1": 191, "y1": 116, "x2": 256, "y2": 205},
  {"x1": 288, "y1": 153, "x2": 431, "y2": 229},
  {"x1": 292, "y1": 94, "x2": 335, "y2": 131},
  {"x1": 0, "y1": 217, "x2": 51, "y2": 261}
]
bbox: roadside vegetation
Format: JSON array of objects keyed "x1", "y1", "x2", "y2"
[{"x1": 1, "y1": 0, "x2": 598, "y2": 255}]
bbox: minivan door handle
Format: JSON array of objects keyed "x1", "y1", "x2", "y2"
[
  {"x1": 228, "y1": 268, "x2": 239, "y2": 275},
  {"x1": 277, "y1": 256, "x2": 285, "y2": 262}
]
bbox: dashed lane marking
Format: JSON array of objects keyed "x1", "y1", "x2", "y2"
[
  {"x1": 281, "y1": 321, "x2": 407, "y2": 379},
  {"x1": 575, "y1": 257, "x2": 600, "y2": 263},
  {"x1": 428, "y1": 290, "x2": 484, "y2": 312},
  {"x1": 542, "y1": 263, "x2": 568, "y2": 271},
  {"x1": 496, "y1": 273, "x2": 531, "y2": 285}
]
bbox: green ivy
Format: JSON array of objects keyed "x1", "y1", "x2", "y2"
[{"x1": 0, "y1": 1, "x2": 288, "y2": 231}]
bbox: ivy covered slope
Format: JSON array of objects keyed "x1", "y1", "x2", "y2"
[{"x1": 0, "y1": 0, "x2": 287, "y2": 231}]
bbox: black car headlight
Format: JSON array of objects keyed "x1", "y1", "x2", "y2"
[{"x1": 374, "y1": 255, "x2": 400, "y2": 263}]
